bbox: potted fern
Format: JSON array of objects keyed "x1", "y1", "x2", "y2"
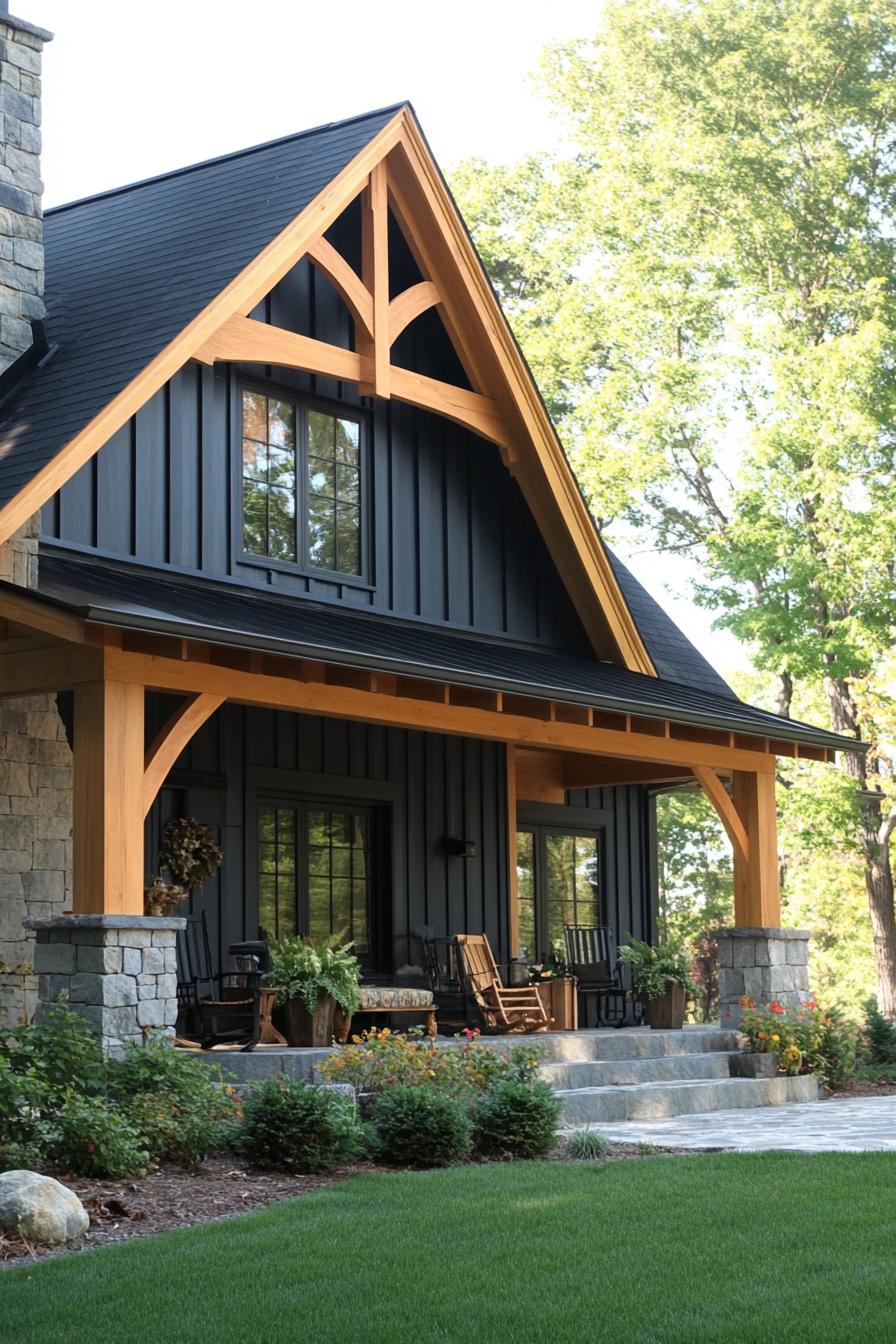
[
  {"x1": 619, "y1": 936, "x2": 697, "y2": 1030},
  {"x1": 268, "y1": 935, "x2": 361, "y2": 1047}
]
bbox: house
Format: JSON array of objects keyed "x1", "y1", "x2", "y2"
[{"x1": 0, "y1": 9, "x2": 850, "y2": 1045}]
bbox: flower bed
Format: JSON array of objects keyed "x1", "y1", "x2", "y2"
[{"x1": 737, "y1": 996, "x2": 857, "y2": 1090}]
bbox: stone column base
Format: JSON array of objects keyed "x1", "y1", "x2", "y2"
[
  {"x1": 717, "y1": 927, "x2": 810, "y2": 1028},
  {"x1": 24, "y1": 915, "x2": 186, "y2": 1052}
]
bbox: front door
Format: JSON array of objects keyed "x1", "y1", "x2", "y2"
[
  {"x1": 256, "y1": 799, "x2": 383, "y2": 966},
  {"x1": 515, "y1": 825, "x2": 602, "y2": 963}
]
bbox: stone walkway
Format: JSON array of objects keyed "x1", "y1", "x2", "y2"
[{"x1": 566, "y1": 1095, "x2": 896, "y2": 1152}]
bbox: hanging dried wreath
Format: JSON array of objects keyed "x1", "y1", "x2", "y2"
[{"x1": 157, "y1": 817, "x2": 223, "y2": 891}]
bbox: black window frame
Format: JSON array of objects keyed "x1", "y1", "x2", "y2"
[
  {"x1": 253, "y1": 792, "x2": 388, "y2": 969},
  {"x1": 515, "y1": 812, "x2": 607, "y2": 963},
  {"x1": 236, "y1": 377, "x2": 372, "y2": 587}
]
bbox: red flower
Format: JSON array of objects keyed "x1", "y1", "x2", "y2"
[
  {"x1": 462, "y1": 1028, "x2": 476, "y2": 1040},
  {"x1": 768, "y1": 1001, "x2": 785, "y2": 1015},
  {"x1": 85, "y1": 1141, "x2": 95, "y2": 1154}
]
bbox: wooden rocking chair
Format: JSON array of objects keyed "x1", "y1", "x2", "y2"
[{"x1": 455, "y1": 934, "x2": 552, "y2": 1033}]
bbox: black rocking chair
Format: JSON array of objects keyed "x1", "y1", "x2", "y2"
[
  {"x1": 176, "y1": 913, "x2": 264, "y2": 1052},
  {"x1": 564, "y1": 924, "x2": 640, "y2": 1029},
  {"x1": 413, "y1": 925, "x2": 476, "y2": 1031}
]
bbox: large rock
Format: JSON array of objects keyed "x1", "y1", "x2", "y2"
[{"x1": 0, "y1": 1170, "x2": 89, "y2": 1245}]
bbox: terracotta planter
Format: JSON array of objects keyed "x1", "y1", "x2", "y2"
[
  {"x1": 729, "y1": 1051, "x2": 779, "y2": 1078},
  {"x1": 646, "y1": 982, "x2": 686, "y2": 1030},
  {"x1": 283, "y1": 994, "x2": 338, "y2": 1047}
]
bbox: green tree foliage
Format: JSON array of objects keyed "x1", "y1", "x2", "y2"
[{"x1": 453, "y1": 0, "x2": 896, "y2": 1010}]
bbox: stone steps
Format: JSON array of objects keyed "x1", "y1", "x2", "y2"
[
  {"x1": 556, "y1": 1074, "x2": 819, "y2": 1126},
  {"x1": 541, "y1": 1051, "x2": 733, "y2": 1090}
]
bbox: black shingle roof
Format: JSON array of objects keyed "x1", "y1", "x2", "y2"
[
  {"x1": 0, "y1": 105, "x2": 854, "y2": 753},
  {"x1": 0, "y1": 104, "x2": 403, "y2": 510},
  {"x1": 26, "y1": 551, "x2": 850, "y2": 753},
  {"x1": 606, "y1": 550, "x2": 736, "y2": 699}
]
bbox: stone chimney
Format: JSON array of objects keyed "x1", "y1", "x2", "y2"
[
  {"x1": 0, "y1": 7, "x2": 70, "y2": 1033},
  {"x1": 0, "y1": 3, "x2": 52, "y2": 372}
]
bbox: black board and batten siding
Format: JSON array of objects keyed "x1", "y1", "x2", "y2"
[
  {"x1": 47, "y1": 202, "x2": 652, "y2": 974},
  {"x1": 144, "y1": 697, "x2": 653, "y2": 978},
  {"x1": 42, "y1": 204, "x2": 591, "y2": 655}
]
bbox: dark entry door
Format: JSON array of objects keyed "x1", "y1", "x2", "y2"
[{"x1": 256, "y1": 800, "x2": 381, "y2": 964}]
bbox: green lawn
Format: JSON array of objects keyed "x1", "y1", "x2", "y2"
[{"x1": 4, "y1": 1154, "x2": 896, "y2": 1344}]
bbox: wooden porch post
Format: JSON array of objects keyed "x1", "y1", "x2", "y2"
[
  {"x1": 731, "y1": 770, "x2": 781, "y2": 927},
  {"x1": 72, "y1": 679, "x2": 145, "y2": 915}
]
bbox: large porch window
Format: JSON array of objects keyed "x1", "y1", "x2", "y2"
[
  {"x1": 516, "y1": 826, "x2": 602, "y2": 962},
  {"x1": 257, "y1": 802, "x2": 372, "y2": 957}
]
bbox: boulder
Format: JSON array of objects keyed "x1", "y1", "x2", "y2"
[{"x1": 0, "y1": 1170, "x2": 89, "y2": 1245}]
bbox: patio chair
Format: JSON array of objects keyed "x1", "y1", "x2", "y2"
[
  {"x1": 175, "y1": 914, "x2": 270, "y2": 1051},
  {"x1": 455, "y1": 933, "x2": 551, "y2": 1033},
  {"x1": 563, "y1": 924, "x2": 640, "y2": 1028},
  {"x1": 414, "y1": 926, "x2": 478, "y2": 1032}
]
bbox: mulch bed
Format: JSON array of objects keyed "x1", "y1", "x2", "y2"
[
  {"x1": 824, "y1": 1079, "x2": 896, "y2": 1100},
  {"x1": 0, "y1": 1143, "x2": 678, "y2": 1267}
]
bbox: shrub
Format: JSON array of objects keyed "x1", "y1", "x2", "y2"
[
  {"x1": 564, "y1": 1128, "x2": 610, "y2": 1161},
  {"x1": 738, "y1": 995, "x2": 857, "y2": 1090},
  {"x1": 319, "y1": 1027, "x2": 541, "y2": 1101},
  {"x1": 105, "y1": 1037, "x2": 239, "y2": 1167},
  {"x1": 2, "y1": 1000, "x2": 105, "y2": 1099},
  {"x1": 237, "y1": 1079, "x2": 362, "y2": 1173},
  {"x1": 372, "y1": 1085, "x2": 473, "y2": 1167},
  {"x1": 51, "y1": 1092, "x2": 150, "y2": 1178},
  {"x1": 861, "y1": 997, "x2": 896, "y2": 1065},
  {"x1": 474, "y1": 1080, "x2": 561, "y2": 1159},
  {"x1": 0, "y1": 1056, "x2": 56, "y2": 1171}
]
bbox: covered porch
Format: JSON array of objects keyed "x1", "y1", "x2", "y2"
[{"x1": 0, "y1": 573, "x2": 840, "y2": 1045}]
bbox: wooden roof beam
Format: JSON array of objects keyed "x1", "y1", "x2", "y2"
[{"x1": 306, "y1": 236, "x2": 373, "y2": 339}]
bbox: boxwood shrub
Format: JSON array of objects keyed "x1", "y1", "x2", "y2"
[
  {"x1": 474, "y1": 1079, "x2": 561, "y2": 1159},
  {"x1": 373, "y1": 1085, "x2": 473, "y2": 1167},
  {"x1": 237, "y1": 1078, "x2": 363, "y2": 1174}
]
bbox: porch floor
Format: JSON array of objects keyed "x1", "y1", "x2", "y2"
[{"x1": 187, "y1": 1024, "x2": 738, "y2": 1085}]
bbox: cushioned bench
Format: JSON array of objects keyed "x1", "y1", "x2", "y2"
[{"x1": 335, "y1": 986, "x2": 437, "y2": 1041}]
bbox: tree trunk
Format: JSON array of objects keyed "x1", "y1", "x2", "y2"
[{"x1": 826, "y1": 676, "x2": 896, "y2": 1016}]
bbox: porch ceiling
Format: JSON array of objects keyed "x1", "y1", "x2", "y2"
[{"x1": 21, "y1": 551, "x2": 855, "y2": 757}]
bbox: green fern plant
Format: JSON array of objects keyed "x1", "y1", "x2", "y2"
[{"x1": 268, "y1": 935, "x2": 361, "y2": 1016}]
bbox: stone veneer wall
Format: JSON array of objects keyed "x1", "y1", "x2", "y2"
[
  {"x1": 0, "y1": 14, "x2": 72, "y2": 1030},
  {"x1": 0, "y1": 687, "x2": 72, "y2": 1028},
  {"x1": 0, "y1": 8, "x2": 51, "y2": 370},
  {"x1": 0, "y1": 525, "x2": 72, "y2": 1030},
  {"x1": 26, "y1": 917, "x2": 184, "y2": 1051}
]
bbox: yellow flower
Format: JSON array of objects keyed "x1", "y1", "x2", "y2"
[{"x1": 771, "y1": 1034, "x2": 780, "y2": 1043}]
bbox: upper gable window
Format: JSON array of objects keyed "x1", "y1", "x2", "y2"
[{"x1": 241, "y1": 388, "x2": 364, "y2": 578}]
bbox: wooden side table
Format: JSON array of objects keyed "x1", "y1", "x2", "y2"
[{"x1": 535, "y1": 977, "x2": 578, "y2": 1031}]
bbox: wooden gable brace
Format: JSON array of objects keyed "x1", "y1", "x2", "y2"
[{"x1": 0, "y1": 106, "x2": 654, "y2": 676}]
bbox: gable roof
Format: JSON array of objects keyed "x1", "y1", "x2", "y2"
[
  {"x1": 0, "y1": 104, "x2": 402, "y2": 510},
  {"x1": 0, "y1": 102, "x2": 657, "y2": 676}
]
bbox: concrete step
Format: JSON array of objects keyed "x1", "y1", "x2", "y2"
[
  {"x1": 556, "y1": 1074, "x2": 819, "y2": 1125},
  {"x1": 540, "y1": 1051, "x2": 734, "y2": 1090}
]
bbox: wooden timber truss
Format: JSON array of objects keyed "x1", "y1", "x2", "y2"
[{"x1": 0, "y1": 107, "x2": 654, "y2": 676}]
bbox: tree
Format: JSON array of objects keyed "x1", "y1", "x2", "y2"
[{"x1": 452, "y1": 0, "x2": 896, "y2": 1010}]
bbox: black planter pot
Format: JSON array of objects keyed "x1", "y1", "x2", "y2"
[
  {"x1": 647, "y1": 982, "x2": 686, "y2": 1030},
  {"x1": 283, "y1": 994, "x2": 337, "y2": 1047}
]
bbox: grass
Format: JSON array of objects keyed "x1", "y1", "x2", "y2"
[{"x1": 4, "y1": 1153, "x2": 896, "y2": 1344}]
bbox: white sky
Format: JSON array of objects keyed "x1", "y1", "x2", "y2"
[{"x1": 29, "y1": 0, "x2": 743, "y2": 679}]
